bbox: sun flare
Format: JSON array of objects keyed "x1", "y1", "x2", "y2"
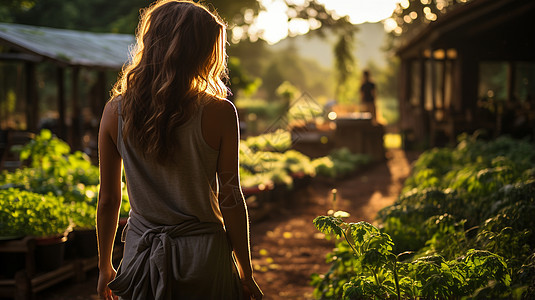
[{"x1": 235, "y1": 0, "x2": 401, "y2": 44}]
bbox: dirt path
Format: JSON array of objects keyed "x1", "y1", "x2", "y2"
[
  {"x1": 248, "y1": 149, "x2": 417, "y2": 300},
  {"x1": 37, "y1": 149, "x2": 417, "y2": 300}
]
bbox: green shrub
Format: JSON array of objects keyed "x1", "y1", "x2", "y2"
[
  {"x1": 312, "y1": 215, "x2": 510, "y2": 299},
  {"x1": 0, "y1": 129, "x2": 130, "y2": 230},
  {"x1": 312, "y1": 148, "x2": 371, "y2": 179},
  {"x1": 374, "y1": 134, "x2": 535, "y2": 297},
  {"x1": 242, "y1": 129, "x2": 292, "y2": 152},
  {"x1": 0, "y1": 188, "x2": 70, "y2": 237}
]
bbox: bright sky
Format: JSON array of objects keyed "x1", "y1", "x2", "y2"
[{"x1": 233, "y1": 0, "x2": 401, "y2": 44}]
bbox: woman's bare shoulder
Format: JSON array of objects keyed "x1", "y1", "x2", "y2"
[
  {"x1": 200, "y1": 97, "x2": 237, "y2": 149},
  {"x1": 203, "y1": 97, "x2": 237, "y2": 122},
  {"x1": 106, "y1": 96, "x2": 122, "y2": 113},
  {"x1": 100, "y1": 98, "x2": 120, "y2": 138}
]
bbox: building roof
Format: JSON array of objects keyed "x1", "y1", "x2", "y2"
[
  {"x1": 396, "y1": 0, "x2": 535, "y2": 59},
  {"x1": 0, "y1": 22, "x2": 134, "y2": 69}
]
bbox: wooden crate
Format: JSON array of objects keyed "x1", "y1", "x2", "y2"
[{"x1": 0, "y1": 236, "x2": 123, "y2": 300}]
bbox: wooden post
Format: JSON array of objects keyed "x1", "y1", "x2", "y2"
[
  {"x1": 24, "y1": 62, "x2": 38, "y2": 132},
  {"x1": 419, "y1": 54, "x2": 429, "y2": 143},
  {"x1": 399, "y1": 59, "x2": 409, "y2": 127},
  {"x1": 430, "y1": 48, "x2": 437, "y2": 116},
  {"x1": 453, "y1": 56, "x2": 463, "y2": 113},
  {"x1": 70, "y1": 67, "x2": 81, "y2": 150},
  {"x1": 96, "y1": 71, "x2": 107, "y2": 118},
  {"x1": 507, "y1": 61, "x2": 516, "y2": 103},
  {"x1": 0, "y1": 62, "x2": 5, "y2": 128},
  {"x1": 57, "y1": 67, "x2": 66, "y2": 140},
  {"x1": 14, "y1": 270, "x2": 32, "y2": 300},
  {"x1": 441, "y1": 59, "x2": 447, "y2": 111},
  {"x1": 419, "y1": 56, "x2": 426, "y2": 113},
  {"x1": 459, "y1": 47, "x2": 479, "y2": 131}
]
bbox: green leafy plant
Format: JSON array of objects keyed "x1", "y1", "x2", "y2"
[
  {"x1": 312, "y1": 214, "x2": 511, "y2": 299},
  {"x1": 242, "y1": 129, "x2": 292, "y2": 152},
  {"x1": 0, "y1": 188, "x2": 70, "y2": 237},
  {"x1": 0, "y1": 129, "x2": 131, "y2": 230},
  {"x1": 239, "y1": 131, "x2": 371, "y2": 189},
  {"x1": 312, "y1": 148, "x2": 371, "y2": 179},
  {"x1": 374, "y1": 134, "x2": 535, "y2": 297}
]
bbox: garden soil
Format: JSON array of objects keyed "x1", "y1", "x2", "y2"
[{"x1": 37, "y1": 149, "x2": 419, "y2": 300}]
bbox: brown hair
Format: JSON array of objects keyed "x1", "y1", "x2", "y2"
[{"x1": 111, "y1": 0, "x2": 228, "y2": 163}]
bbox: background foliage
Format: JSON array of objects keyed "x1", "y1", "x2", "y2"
[
  {"x1": 0, "y1": 0, "x2": 370, "y2": 105},
  {"x1": 313, "y1": 134, "x2": 535, "y2": 299}
]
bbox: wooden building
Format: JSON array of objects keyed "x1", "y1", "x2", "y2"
[
  {"x1": 0, "y1": 23, "x2": 133, "y2": 165},
  {"x1": 397, "y1": 0, "x2": 535, "y2": 147}
]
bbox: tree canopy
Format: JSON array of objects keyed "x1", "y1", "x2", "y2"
[
  {"x1": 2, "y1": 0, "x2": 355, "y2": 39},
  {"x1": 1, "y1": 0, "x2": 358, "y2": 100},
  {"x1": 385, "y1": 0, "x2": 474, "y2": 42}
]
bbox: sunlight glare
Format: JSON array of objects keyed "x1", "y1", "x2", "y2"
[
  {"x1": 286, "y1": 0, "x2": 308, "y2": 6},
  {"x1": 242, "y1": 0, "x2": 402, "y2": 44},
  {"x1": 287, "y1": 7, "x2": 298, "y2": 18},
  {"x1": 308, "y1": 18, "x2": 321, "y2": 30},
  {"x1": 232, "y1": 26, "x2": 245, "y2": 43},
  {"x1": 253, "y1": 0, "x2": 289, "y2": 44},
  {"x1": 289, "y1": 18, "x2": 311, "y2": 36},
  {"x1": 383, "y1": 18, "x2": 398, "y2": 32},
  {"x1": 317, "y1": 0, "x2": 400, "y2": 24},
  {"x1": 244, "y1": 9, "x2": 255, "y2": 24}
]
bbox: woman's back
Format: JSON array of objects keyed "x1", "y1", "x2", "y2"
[
  {"x1": 97, "y1": 1, "x2": 262, "y2": 298},
  {"x1": 108, "y1": 97, "x2": 244, "y2": 299},
  {"x1": 118, "y1": 97, "x2": 222, "y2": 226}
]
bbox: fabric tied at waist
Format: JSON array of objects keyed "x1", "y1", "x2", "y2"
[{"x1": 108, "y1": 215, "x2": 224, "y2": 300}]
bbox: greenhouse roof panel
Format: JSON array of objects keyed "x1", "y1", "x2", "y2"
[{"x1": 0, "y1": 22, "x2": 134, "y2": 69}]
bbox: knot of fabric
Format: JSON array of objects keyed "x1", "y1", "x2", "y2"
[
  {"x1": 108, "y1": 215, "x2": 223, "y2": 300},
  {"x1": 137, "y1": 227, "x2": 173, "y2": 252}
]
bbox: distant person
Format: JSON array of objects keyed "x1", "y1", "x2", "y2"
[
  {"x1": 360, "y1": 70, "x2": 377, "y2": 123},
  {"x1": 96, "y1": 1, "x2": 263, "y2": 299}
]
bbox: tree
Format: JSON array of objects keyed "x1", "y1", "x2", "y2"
[
  {"x1": 228, "y1": 0, "x2": 357, "y2": 101},
  {"x1": 227, "y1": 57, "x2": 261, "y2": 102},
  {"x1": 386, "y1": 0, "x2": 474, "y2": 42},
  {"x1": 3, "y1": 0, "x2": 356, "y2": 100}
]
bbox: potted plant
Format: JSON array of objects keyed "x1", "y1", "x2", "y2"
[
  {"x1": 2, "y1": 130, "x2": 104, "y2": 260},
  {"x1": 68, "y1": 200, "x2": 98, "y2": 258},
  {"x1": 282, "y1": 149, "x2": 315, "y2": 189},
  {"x1": 0, "y1": 188, "x2": 71, "y2": 272}
]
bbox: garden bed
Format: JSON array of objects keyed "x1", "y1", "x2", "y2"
[
  {"x1": 312, "y1": 134, "x2": 535, "y2": 299},
  {"x1": 31, "y1": 149, "x2": 416, "y2": 299},
  {"x1": 0, "y1": 236, "x2": 123, "y2": 300},
  {"x1": 0, "y1": 129, "x2": 375, "y2": 298}
]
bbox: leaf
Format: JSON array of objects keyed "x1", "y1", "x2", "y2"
[
  {"x1": 41, "y1": 129, "x2": 52, "y2": 140},
  {"x1": 313, "y1": 215, "x2": 344, "y2": 238}
]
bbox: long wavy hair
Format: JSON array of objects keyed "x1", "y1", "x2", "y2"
[{"x1": 111, "y1": 0, "x2": 228, "y2": 164}]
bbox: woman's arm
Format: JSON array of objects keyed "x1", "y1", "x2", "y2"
[
  {"x1": 96, "y1": 101, "x2": 122, "y2": 300},
  {"x1": 215, "y1": 100, "x2": 263, "y2": 299}
]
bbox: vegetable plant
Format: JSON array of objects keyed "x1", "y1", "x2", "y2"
[
  {"x1": 313, "y1": 134, "x2": 534, "y2": 299},
  {"x1": 312, "y1": 214, "x2": 511, "y2": 299},
  {"x1": 373, "y1": 134, "x2": 535, "y2": 298}
]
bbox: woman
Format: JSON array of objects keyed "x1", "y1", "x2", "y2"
[{"x1": 96, "y1": 1, "x2": 263, "y2": 299}]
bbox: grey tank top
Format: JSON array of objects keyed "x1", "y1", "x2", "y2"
[{"x1": 117, "y1": 100, "x2": 223, "y2": 226}]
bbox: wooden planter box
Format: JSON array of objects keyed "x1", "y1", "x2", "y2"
[
  {"x1": 0, "y1": 235, "x2": 123, "y2": 300},
  {"x1": 242, "y1": 184, "x2": 274, "y2": 222}
]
